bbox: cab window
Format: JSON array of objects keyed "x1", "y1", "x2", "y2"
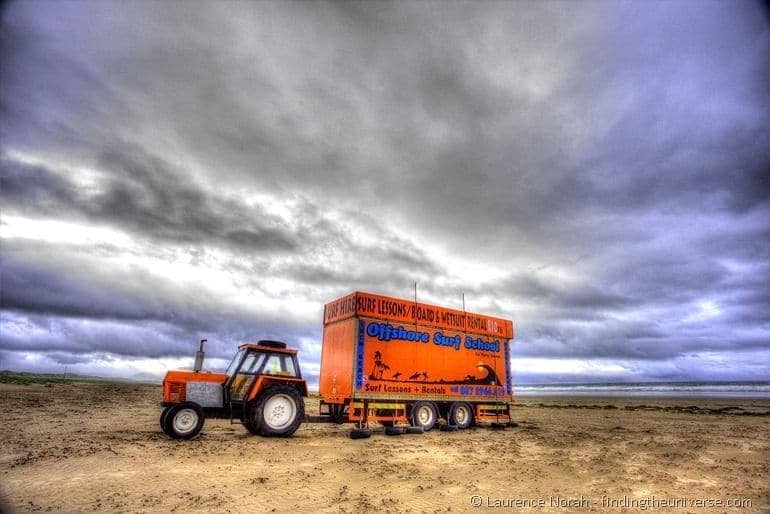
[
  {"x1": 263, "y1": 354, "x2": 297, "y2": 377},
  {"x1": 225, "y1": 349, "x2": 246, "y2": 377},
  {"x1": 240, "y1": 353, "x2": 266, "y2": 374}
]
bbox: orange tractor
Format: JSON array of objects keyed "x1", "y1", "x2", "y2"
[{"x1": 160, "y1": 340, "x2": 307, "y2": 439}]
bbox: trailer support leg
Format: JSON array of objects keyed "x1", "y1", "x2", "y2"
[{"x1": 359, "y1": 400, "x2": 369, "y2": 429}]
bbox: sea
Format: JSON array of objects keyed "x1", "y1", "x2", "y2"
[{"x1": 514, "y1": 381, "x2": 770, "y2": 398}]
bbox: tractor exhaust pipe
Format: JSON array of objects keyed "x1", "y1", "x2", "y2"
[{"x1": 193, "y1": 339, "x2": 207, "y2": 372}]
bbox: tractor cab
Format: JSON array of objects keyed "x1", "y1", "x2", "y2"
[
  {"x1": 160, "y1": 340, "x2": 307, "y2": 439},
  {"x1": 225, "y1": 341, "x2": 307, "y2": 404}
]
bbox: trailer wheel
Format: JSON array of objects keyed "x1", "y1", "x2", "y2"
[
  {"x1": 350, "y1": 427, "x2": 372, "y2": 439},
  {"x1": 162, "y1": 402, "x2": 205, "y2": 439},
  {"x1": 448, "y1": 402, "x2": 474, "y2": 429},
  {"x1": 250, "y1": 385, "x2": 304, "y2": 437},
  {"x1": 410, "y1": 401, "x2": 438, "y2": 431}
]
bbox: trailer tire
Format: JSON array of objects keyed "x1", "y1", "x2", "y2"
[
  {"x1": 250, "y1": 385, "x2": 304, "y2": 437},
  {"x1": 448, "y1": 402, "x2": 474, "y2": 429},
  {"x1": 350, "y1": 428, "x2": 372, "y2": 439},
  {"x1": 384, "y1": 426, "x2": 405, "y2": 436},
  {"x1": 406, "y1": 426, "x2": 424, "y2": 434},
  {"x1": 162, "y1": 402, "x2": 205, "y2": 439},
  {"x1": 410, "y1": 401, "x2": 438, "y2": 431}
]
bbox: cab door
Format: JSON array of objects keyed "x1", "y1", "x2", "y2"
[{"x1": 226, "y1": 351, "x2": 267, "y2": 406}]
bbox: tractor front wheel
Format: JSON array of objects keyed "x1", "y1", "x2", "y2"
[
  {"x1": 162, "y1": 402, "x2": 205, "y2": 439},
  {"x1": 249, "y1": 385, "x2": 304, "y2": 437},
  {"x1": 159, "y1": 406, "x2": 172, "y2": 431}
]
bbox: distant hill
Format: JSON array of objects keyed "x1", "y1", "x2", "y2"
[
  {"x1": 0, "y1": 370, "x2": 105, "y2": 385},
  {"x1": 129, "y1": 372, "x2": 163, "y2": 384},
  {"x1": 0, "y1": 370, "x2": 158, "y2": 386}
]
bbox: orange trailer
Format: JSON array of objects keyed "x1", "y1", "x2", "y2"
[{"x1": 319, "y1": 292, "x2": 515, "y2": 433}]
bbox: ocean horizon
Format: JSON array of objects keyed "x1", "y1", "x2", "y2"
[{"x1": 513, "y1": 380, "x2": 770, "y2": 398}]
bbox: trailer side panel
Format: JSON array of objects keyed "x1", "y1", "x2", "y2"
[{"x1": 352, "y1": 316, "x2": 511, "y2": 403}]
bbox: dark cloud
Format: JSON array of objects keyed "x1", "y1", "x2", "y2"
[
  {"x1": 0, "y1": 257, "x2": 164, "y2": 321},
  {"x1": 0, "y1": 155, "x2": 77, "y2": 211},
  {"x1": 1, "y1": 150, "x2": 299, "y2": 253},
  {"x1": 1, "y1": 0, "x2": 768, "y2": 383}
]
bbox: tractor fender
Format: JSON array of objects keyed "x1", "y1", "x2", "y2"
[{"x1": 247, "y1": 375, "x2": 308, "y2": 401}]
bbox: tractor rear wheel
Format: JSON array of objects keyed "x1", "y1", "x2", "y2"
[
  {"x1": 243, "y1": 404, "x2": 260, "y2": 435},
  {"x1": 162, "y1": 402, "x2": 205, "y2": 439},
  {"x1": 249, "y1": 385, "x2": 304, "y2": 437}
]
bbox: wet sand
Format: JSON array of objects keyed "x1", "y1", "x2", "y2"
[{"x1": 1, "y1": 382, "x2": 768, "y2": 513}]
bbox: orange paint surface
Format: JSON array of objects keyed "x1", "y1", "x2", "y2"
[
  {"x1": 323, "y1": 291, "x2": 513, "y2": 339},
  {"x1": 318, "y1": 318, "x2": 357, "y2": 403}
]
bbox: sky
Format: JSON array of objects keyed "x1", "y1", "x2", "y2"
[{"x1": 1, "y1": 1, "x2": 768, "y2": 386}]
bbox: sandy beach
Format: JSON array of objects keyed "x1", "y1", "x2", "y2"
[{"x1": 1, "y1": 382, "x2": 768, "y2": 513}]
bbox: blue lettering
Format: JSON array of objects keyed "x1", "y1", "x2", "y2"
[
  {"x1": 474, "y1": 386, "x2": 495, "y2": 396},
  {"x1": 433, "y1": 332, "x2": 461, "y2": 350},
  {"x1": 365, "y1": 322, "x2": 429, "y2": 343},
  {"x1": 464, "y1": 336, "x2": 500, "y2": 353}
]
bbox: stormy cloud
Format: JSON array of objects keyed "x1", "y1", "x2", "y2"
[{"x1": 1, "y1": 0, "x2": 768, "y2": 384}]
